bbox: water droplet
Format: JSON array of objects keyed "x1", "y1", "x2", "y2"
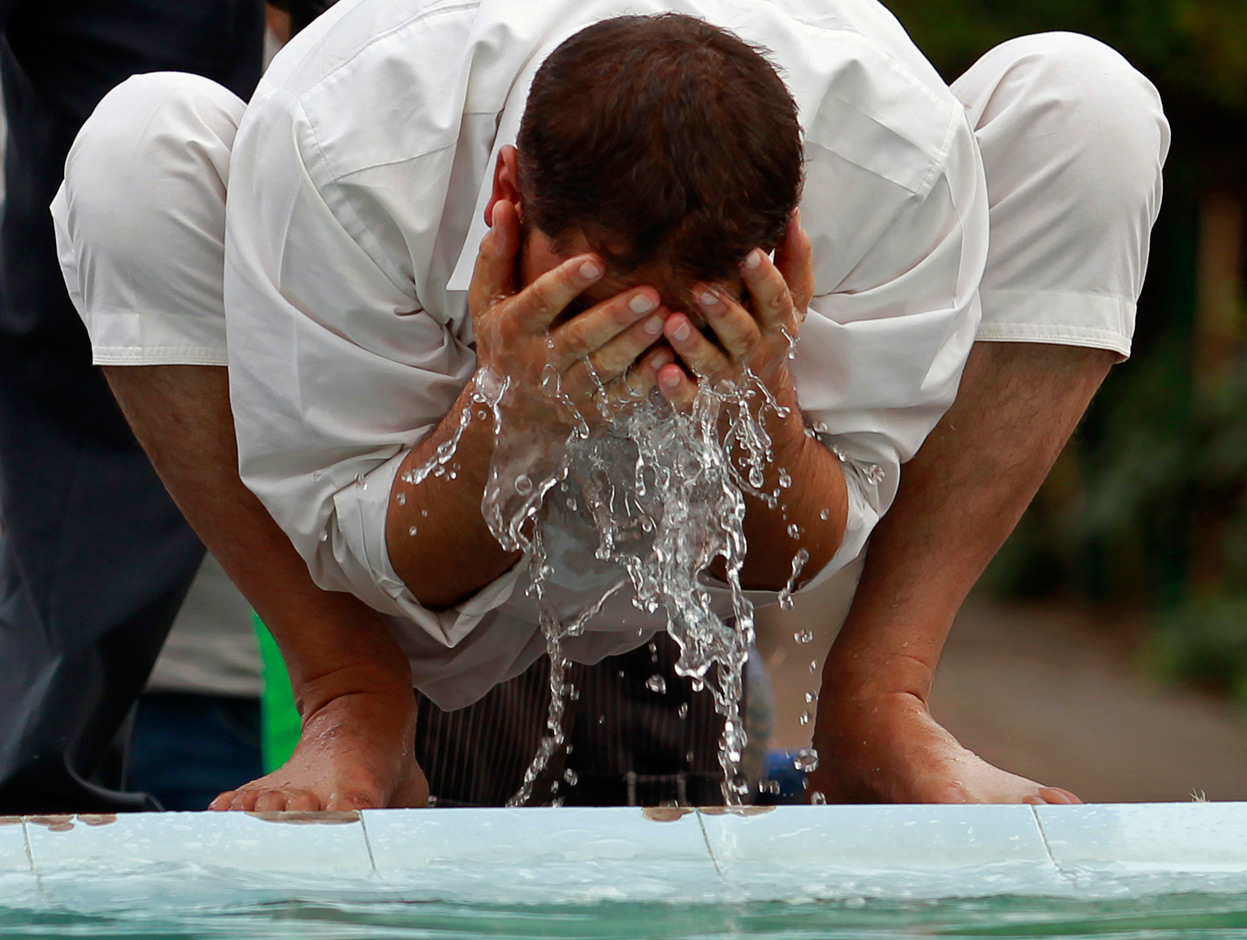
[
  {"x1": 809, "y1": 659, "x2": 819, "y2": 673},
  {"x1": 566, "y1": 496, "x2": 578, "y2": 511},
  {"x1": 685, "y1": 750, "x2": 695, "y2": 764},
  {"x1": 408, "y1": 525, "x2": 418, "y2": 537},
  {"x1": 354, "y1": 474, "x2": 366, "y2": 489},
  {"x1": 787, "y1": 523, "x2": 801, "y2": 539},
  {"x1": 677, "y1": 702, "x2": 689, "y2": 719},
  {"x1": 819, "y1": 508, "x2": 830, "y2": 521},
  {"x1": 563, "y1": 769, "x2": 578, "y2": 786},
  {"x1": 794, "y1": 748, "x2": 819, "y2": 773},
  {"x1": 568, "y1": 685, "x2": 580, "y2": 702},
  {"x1": 810, "y1": 791, "x2": 827, "y2": 805},
  {"x1": 863, "y1": 463, "x2": 886, "y2": 485},
  {"x1": 645, "y1": 675, "x2": 667, "y2": 694},
  {"x1": 318, "y1": 530, "x2": 329, "y2": 543},
  {"x1": 804, "y1": 691, "x2": 817, "y2": 704},
  {"x1": 778, "y1": 469, "x2": 792, "y2": 488},
  {"x1": 794, "y1": 630, "x2": 814, "y2": 644},
  {"x1": 598, "y1": 715, "x2": 606, "y2": 725},
  {"x1": 396, "y1": 492, "x2": 407, "y2": 505},
  {"x1": 514, "y1": 474, "x2": 533, "y2": 495},
  {"x1": 799, "y1": 712, "x2": 811, "y2": 726}
]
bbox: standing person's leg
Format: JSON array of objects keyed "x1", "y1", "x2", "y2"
[
  {"x1": 809, "y1": 33, "x2": 1169, "y2": 803},
  {"x1": 0, "y1": 0, "x2": 265, "y2": 813}
]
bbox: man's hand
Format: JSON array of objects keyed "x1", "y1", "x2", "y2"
[
  {"x1": 653, "y1": 211, "x2": 814, "y2": 411},
  {"x1": 469, "y1": 199, "x2": 671, "y2": 428}
]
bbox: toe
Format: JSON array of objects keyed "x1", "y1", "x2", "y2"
[
  {"x1": 285, "y1": 789, "x2": 321, "y2": 812},
  {"x1": 1039, "y1": 786, "x2": 1082, "y2": 804},
  {"x1": 253, "y1": 789, "x2": 293, "y2": 813}
]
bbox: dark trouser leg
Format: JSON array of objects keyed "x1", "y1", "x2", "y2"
[
  {"x1": 0, "y1": 346, "x2": 205, "y2": 812},
  {"x1": 0, "y1": 0, "x2": 264, "y2": 814}
]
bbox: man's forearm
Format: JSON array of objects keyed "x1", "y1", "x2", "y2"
[
  {"x1": 386, "y1": 373, "x2": 522, "y2": 610},
  {"x1": 735, "y1": 376, "x2": 849, "y2": 591}
]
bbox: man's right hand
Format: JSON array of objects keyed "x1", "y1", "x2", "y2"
[{"x1": 467, "y1": 198, "x2": 672, "y2": 429}]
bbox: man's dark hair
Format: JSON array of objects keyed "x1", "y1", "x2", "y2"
[{"x1": 516, "y1": 14, "x2": 803, "y2": 284}]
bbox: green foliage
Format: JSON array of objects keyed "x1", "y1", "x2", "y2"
[
  {"x1": 882, "y1": 0, "x2": 1247, "y2": 111},
  {"x1": 1146, "y1": 595, "x2": 1247, "y2": 706}
]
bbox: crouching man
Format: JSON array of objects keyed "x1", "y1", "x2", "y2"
[{"x1": 54, "y1": 1, "x2": 1166, "y2": 808}]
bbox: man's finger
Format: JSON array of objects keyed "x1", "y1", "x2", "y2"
[
  {"x1": 467, "y1": 199, "x2": 520, "y2": 314},
  {"x1": 739, "y1": 248, "x2": 794, "y2": 332},
  {"x1": 774, "y1": 209, "x2": 815, "y2": 314},
  {"x1": 664, "y1": 310, "x2": 733, "y2": 381},
  {"x1": 560, "y1": 306, "x2": 665, "y2": 390},
  {"x1": 655, "y1": 357, "x2": 698, "y2": 411},
  {"x1": 509, "y1": 253, "x2": 605, "y2": 335},
  {"x1": 551, "y1": 287, "x2": 659, "y2": 366},
  {"x1": 692, "y1": 285, "x2": 760, "y2": 361}
]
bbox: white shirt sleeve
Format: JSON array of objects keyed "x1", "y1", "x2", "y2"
[
  {"x1": 223, "y1": 86, "x2": 504, "y2": 647},
  {"x1": 792, "y1": 97, "x2": 989, "y2": 581}
]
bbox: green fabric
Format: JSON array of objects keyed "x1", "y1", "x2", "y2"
[{"x1": 253, "y1": 614, "x2": 301, "y2": 773}]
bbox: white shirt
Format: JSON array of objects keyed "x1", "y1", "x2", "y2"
[{"x1": 223, "y1": 0, "x2": 987, "y2": 709}]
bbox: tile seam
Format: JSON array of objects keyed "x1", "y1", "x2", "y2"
[
  {"x1": 694, "y1": 810, "x2": 724, "y2": 879},
  {"x1": 1030, "y1": 805, "x2": 1078, "y2": 886},
  {"x1": 20, "y1": 818, "x2": 34, "y2": 873},
  {"x1": 358, "y1": 812, "x2": 380, "y2": 876}
]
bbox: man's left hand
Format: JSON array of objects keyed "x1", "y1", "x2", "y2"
[{"x1": 655, "y1": 211, "x2": 813, "y2": 409}]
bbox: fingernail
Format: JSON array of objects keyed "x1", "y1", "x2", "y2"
[
  {"x1": 742, "y1": 249, "x2": 763, "y2": 270},
  {"x1": 630, "y1": 292, "x2": 657, "y2": 314},
  {"x1": 697, "y1": 287, "x2": 719, "y2": 309},
  {"x1": 643, "y1": 314, "x2": 664, "y2": 335},
  {"x1": 579, "y1": 260, "x2": 603, "y2": 280},
  {"x1": 660, "y1": 369, "x2": 681, "y2": 388},
  {"x1": 671, "y1": 321, "x2": 691, "y2": 342},
  {"x1": 650, "y1": 348, "x2": 674, "y2": 369}
]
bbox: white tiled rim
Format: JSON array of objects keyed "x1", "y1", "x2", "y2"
[{"x1": 3, "y1": 804, "x2": 1246, "y2": 910}]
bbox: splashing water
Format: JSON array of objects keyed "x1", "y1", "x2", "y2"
[
  {"x1": 402, "y1": 362, "x2": 802, "y2": 806},
  {"x1": 777, "y1": 548, "x2": 808, "y2": 610}
]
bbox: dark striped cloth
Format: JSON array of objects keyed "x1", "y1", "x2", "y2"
[{"x1": 414, "y1": 632, "x2": 743, "y2": 807}]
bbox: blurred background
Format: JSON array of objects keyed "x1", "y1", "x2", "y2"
[{"x1": 761, "y1": 0, "x2": 1247, "y2": 802}]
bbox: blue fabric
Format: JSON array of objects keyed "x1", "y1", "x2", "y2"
[{"x1": 126, "y1": 694, "x2": 263, "y2": 812}]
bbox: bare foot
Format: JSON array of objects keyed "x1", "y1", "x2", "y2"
[
  {"x1": 808, "y1": 691, "x2": 1081, "y2": 805},
  {"x1": 209, "y1": 692, "x2": 428, "y2": 812}
]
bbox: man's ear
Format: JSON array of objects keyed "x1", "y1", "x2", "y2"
[{"x1": 484, "y1": 145, "x2": 521, "y2": 226}]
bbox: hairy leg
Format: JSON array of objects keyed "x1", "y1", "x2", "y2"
[
  {"x1": 104, "y1": 364, "x2": 428, "y2": 810},
  {"x1": 809, "y1": 341, "x2": 1114, "y2": 804}
]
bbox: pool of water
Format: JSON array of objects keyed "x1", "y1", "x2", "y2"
[
  {"x1": 5, "y1": 888, "x2": 1247, "y2": 939},
  {"x1": 5, "y1": 805, "x2": 1247, "y2": 939}
]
